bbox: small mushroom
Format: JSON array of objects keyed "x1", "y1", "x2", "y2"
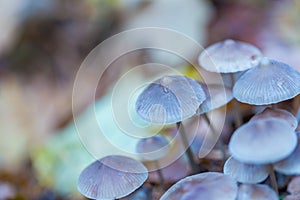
[
  {"x1": 198, "y1": 39, "x2": 262, "y2": 73},
  {"x1": 284, "y1": 193, "x2": 300, "y2": 200},
  {"x1": 160, "y1": 172, "x2": 238, "y2": 200},
  {"x1": 237, "y1": 184, "x2": 278, "y2": 200},
  {"x1": 233, "y1": 57, "x2": 300, "y2": 105},
  {"x1": 223, "y1": 156, "x2": 269, "y2": 184},
  {"x1": 135, "y1": 75, "x2": 206, "y2": 124},
  {"x1": 77, "y1": 155, "x2": 148, "y2": 200},
  {"x1": 250, "y1": 107, "x2": 298, "y2": 130},
  {"x1": 274, "y1": 132, "x2": 300, "y2": 175},
  {"x1": 229, "y1": 118, "x2": 297, "y2": 164}
]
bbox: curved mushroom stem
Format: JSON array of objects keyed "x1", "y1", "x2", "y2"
[
  {"x1": 203, "y1": 113, "x2": 227, "y2": 160},
  {"x1": 176, "y1": 122, "x2": 199, "y2": 173},
  {"x1": 269, "y1": 166, "x2": 278, "y2": 195},
  {"x1": 230, "y1": 73, "x2": 242, "y2": 128}
]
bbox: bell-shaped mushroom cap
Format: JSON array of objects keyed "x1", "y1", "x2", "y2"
[
  {"x1": 233, "y1": 57, "x2": 300, "y2": 105},
  {"x1": 198, "y1": 39, "x2": 262, "y2": 73},
  {"x1": 136, "y1": 76, "x2": 206, "y2": 124},
  {"x1": 229, "y1": 118, "x2": 297, "y2": 164},
  {"x1": 77, "y1": 155, "x2": 148, "y2": 200},
  {"x1": 237, "y1": 184, "x2": 278, "y2": 200},
  {"x1": 287, "y1": 176, "x2": 300, "y2": 195},
  {"x1": 136, "y1": 135, "x2": 170, "y2": 161},
  {"x1": 250, "y1": 107, "x2": 298, "y2": 130},
  {"x1": 274, "y1": 132, "x2": 300, "y2": 175},
  {"x1": 196, "y1": 83, "x2": 233, "y2": 115},
  {"x1": 160, "y1": 172, "x2": 238, "y2": 200},
  {"x1": 223, "y1": 156, "x2": 269, "y2": 184}
]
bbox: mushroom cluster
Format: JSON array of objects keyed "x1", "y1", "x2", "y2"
[{"x1": 76, "y1": 39, "x2": 300, "y2": 199}]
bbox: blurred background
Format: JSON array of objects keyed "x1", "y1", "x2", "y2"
[{"x1": 0, "y1": 0, "x2": 299, "y2": 199}]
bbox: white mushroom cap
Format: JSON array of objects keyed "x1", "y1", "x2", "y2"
[
  {"x1": 198, "y1": 39, "x2": 262, "y2": 73},
  {"x1": 160, "y1": 172, "x2": 238, "y2": 200},
  {"x1": 77, "y1": 155, "x2": 148, "y2": 200},
  {"x1": 136, "y1": 135, "x2": 170, "y2": 161},
  {"x1": 287, "y1": 176, "x2": 300, "y2": 195},
  {"x1": 229, "y1": 118, "x2": 297, "y2": 164},
  {"x1": 196, "y1": 83, "x2": 233, "y2": 115},
  {"x1": 223, "y1": 156, "x2": 269, "y2": 184},
  {"x1": 233, "y1": 57, "x2": 300, "y2": 105},
  {"x1": 237, "y1": 184, "x2": 278, "y2": 200},
  {"x1": 274, "y1": 132, "x2": 300, "y2": 175},
  {"x1": 136, "y1": 76, "x2": 206, "y2": 124},
  {"x1": 250, "y1": 107, "x2": 298, "y2": 130}
]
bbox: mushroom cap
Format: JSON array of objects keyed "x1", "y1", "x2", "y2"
[
  {"x1": 274, "y1": 132, "x2": 300, "y2": 175},
  {"x1": 160, "y1": 172, "x2": 238, "y2": 200},
  {"x1": 198, "y1": 39, "x2": 262, "y2": 73},
  {"x1": 77, "y1": 155, "x2": 148, "y2": 200},
  {"x1": 287, "y1": 176, "x2": 300, "y2": 195},
  {"x1": 136, "y1": 135, "x2": 170, "y2": 161},
  {"x1": 223, "y1": 156, "x2": 269, "y2": 184},
  {"x1": 196, "y1": 83, "x2": 233, "y2": 115},
  {"x1": 233, "y1": 57, "x2": 300, "y2": 105},
  {"x1": 136, "y1": 76, "x2": 206, "y2": 124},
  {"x1": 229, "y1": 118, "x2": 297, "y2": 164},
  {"x1": 250, "y1": 107, "x2": 298, "y2": 130},
  {"x1": 237, "y1": 184, "x2": 278, "y2": 200},
  {"x1": 284, "y1": 194, "x2": 300, "y2": 200}
]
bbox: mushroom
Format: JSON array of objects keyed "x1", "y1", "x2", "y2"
[
  {"x1": 136, "y1": 75, "x2": 206, "y2": 173},
  {"x1": 250, "y1": 107, "x2": 298, "y2": 130},
  {"x1": 198, "y1": 39, "x2": 261, "y2": 127},
  {"x1": 223, "y1": 156, "x2": 269, "y2": 184},
  {"x1": 287, "y1": 176, "x2": 300, "y2": 195},
  {"x1": 136, "y1": 135, "x2": 170, "y2": 184},
  {"x1": 237, "y1": 184, "x2": 278, "y2": 200},
  {"x1": 233, "y1": 57, "x2": 300, "y2": 105},
  {"x1": 160, "y1": 172, "x2": 238, "y2": 200},
  {"x1": 77, "y1": 155, "x2": 148, "y2": 200},
  {"x1": 274, "y1": 132, "x2": 300, "y2": 175}
]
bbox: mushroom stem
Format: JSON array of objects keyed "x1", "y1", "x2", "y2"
[
  {"x1": 203, "y1": 113, "x2": 227, "y2": 160},
  {"x1": 154, "y1": 160, "x2": 165, "y2": 186},
  {"x1": 176, "y1": 122, "x2": 199, "y2": 173},
  {"x1": 269, "y1": 166, "x2": 278, "y2": 195},
  {"x1": 230, "y1": 73, "x2": 242, "y2": 128}
]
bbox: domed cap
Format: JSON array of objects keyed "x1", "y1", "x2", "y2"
[
  {"x1": 250, "y1": 107, "x2": 298, "y2": 130},
  {"x1": 198, "y1": 39, "x2": 262, "y2": 73},
  {"x1": 223, "y1": 156, "x2": 269, "y2": 184},
  {"x1": 77, "y1": 155, "x2": 148, "y2": 200},
  {"x1": 136, "y1": 135, "x2": 170, "y2": 161},
  {"x1": 136, "y1": 76, "x2": 206, "y2": 124},
  {"x1": 160, "y1": 172, "x2": 238, "y2": 200},
  {"x1": 233, "y1": 57, "x2": 300, "y2": 105},
  {"x1": 196, "y1": 83, "x2": 233, "y2": 115},
  {"x1": 229, "y1": 118, "x2": 297, "y2": 164},
  {"x1": 237, "y1": 184, "x2": 278, "y2": 200},
  {"x1": 274, "y1": 132, "x2": 300, "y2": 175}
]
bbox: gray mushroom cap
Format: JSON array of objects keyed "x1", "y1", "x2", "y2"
[
  {"x1": 250, "y1": 107, "x2": 298, "y2": 130},
  {"x1": 198, "y1": 39, "x2": 262, "y2": 73},
  {"x1": 136, "y1": 135, "x2": 170, "y2": 161},
  {"x1": 196, "y1": 83, "x2": 233, "y2": 115},
  {"x1": 274, "y1": 132, "x2": 300, "y2": 175},
  {"x1": 237, "y1": 184, "x2": 278, "y2": 200},
  {"x1": 223, "y1": 156, "x2": 269, "y2": 184},
  {"x1": 77, "y1": 155, "x2": 148, "y2": 200},
  {"x1": 233, "y1": 57, "x2": 300, "y2": 105},
  {"x1": 136, "y1": 76, "x2": 206, "y2": 124},
  {"x1": 229, "y1": 118, "x2": 297, "y2": 164},
  {"x1": 160, "y1": 172, "x2": 238, "y2": 200}
]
